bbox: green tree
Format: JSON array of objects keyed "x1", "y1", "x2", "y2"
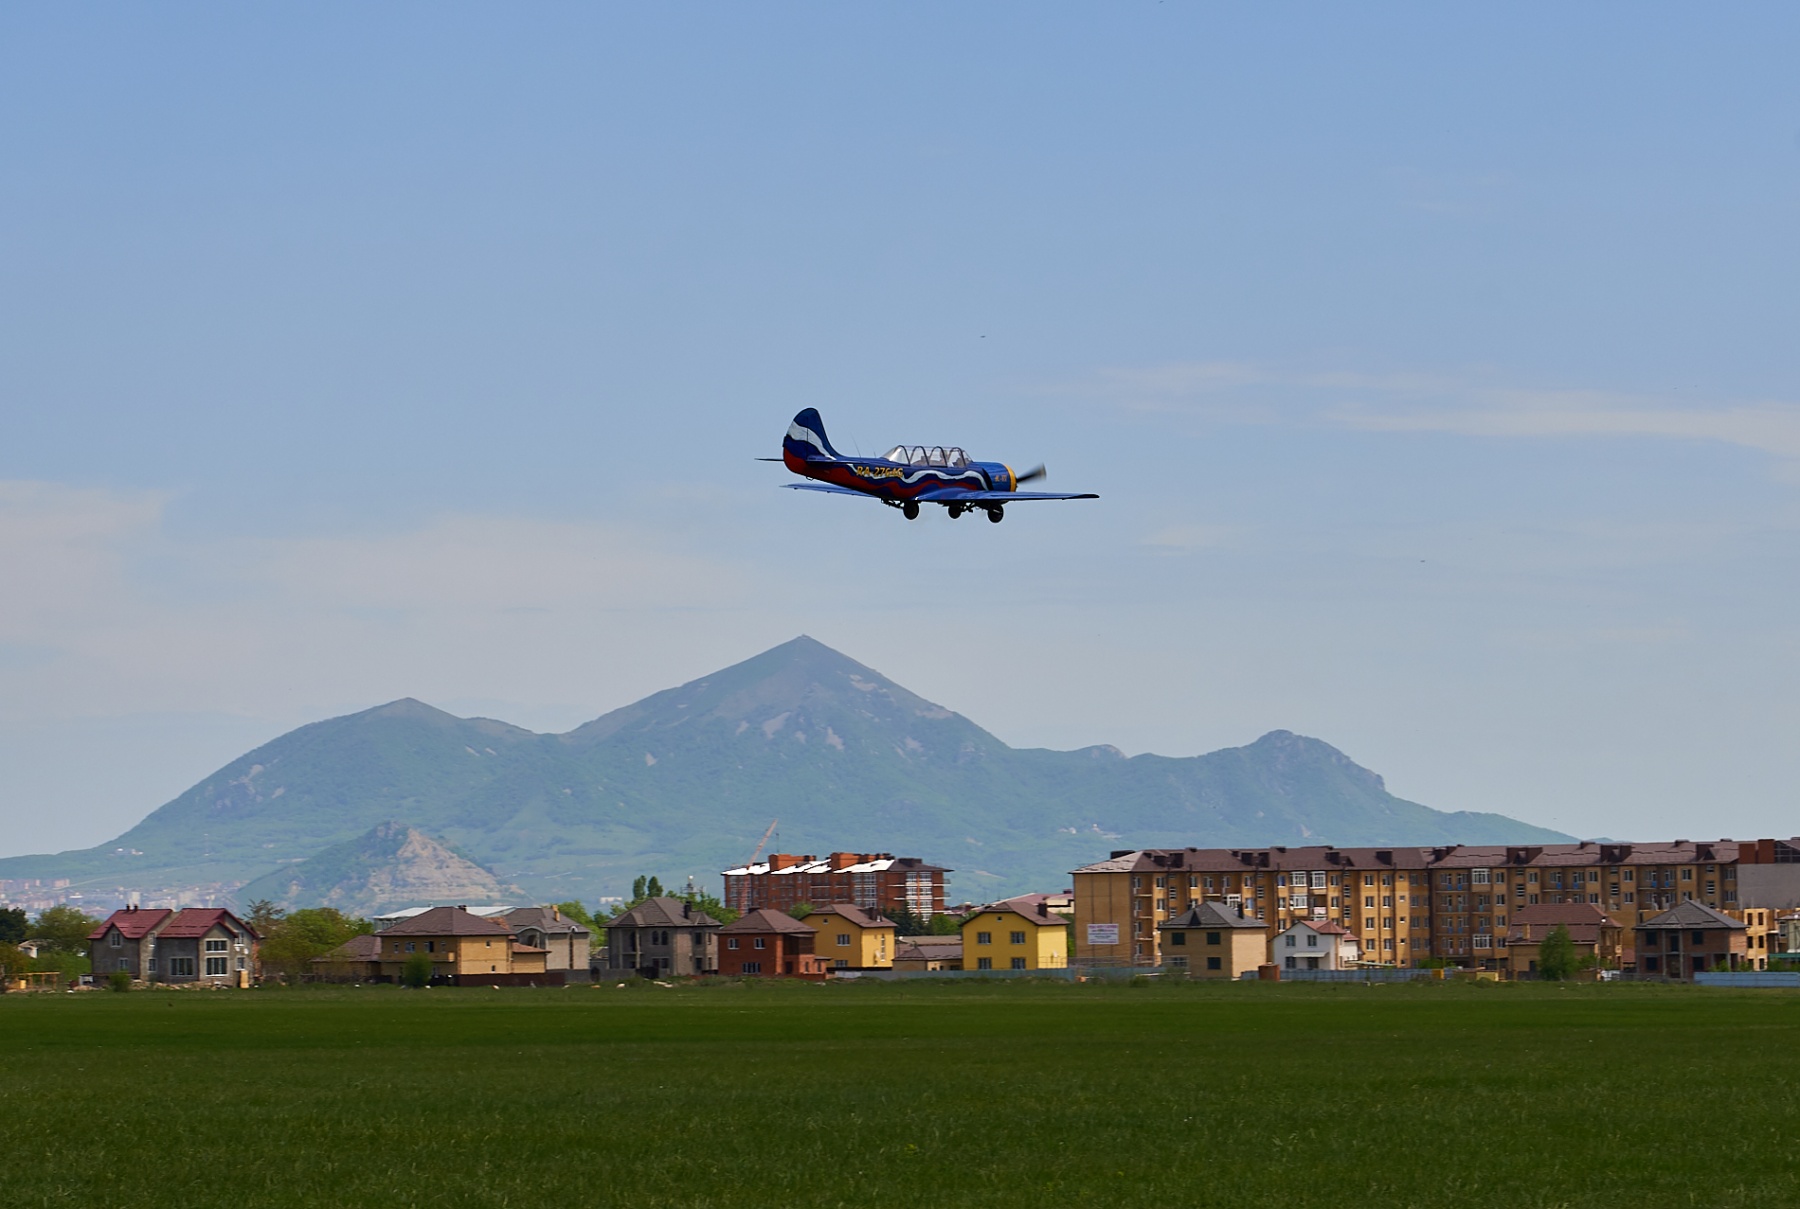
[
  {"x1": 631, "y1": 876, "x2": 647, "y2": 901},
  {"x1": 927, "y1": 912, "x2": 963, "y2": 936},
  {"x1": 32, "y1": 905, "x2": 99, "y2": 954},
  {"x1": 788, "y1": 902, "x2": 815, "y2": 919},
  {"x1": 1537, "y1": 924, "x2": 1577, "y2": 981},
  {"x1": 244, "y1": 899, "x2": 286, "y2": 934},
  {"x1": 259, "y1": 908, "x2": 373, "y2": 982},
  {"x1": 646, "y1": 876, "x2": 664, "y2": 899},
  {"x1": 400, "y1": 951, "x2": 434, "y2": 988},
  {"x1": 0, "y1": 941, "x2": 27, "y2": 979},
  {"x1": 0, "y1": 906, "x2": 27, "y2": 944}
]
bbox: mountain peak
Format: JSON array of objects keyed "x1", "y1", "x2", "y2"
[{"x1": 237, "y1": 821, "x2": 517, "y2": 913}]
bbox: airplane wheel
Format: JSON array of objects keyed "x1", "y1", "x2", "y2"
[
  {"x1": 986, "y1": 506, "x2": 1004, "y2": 524},
  {"x1": 902, "y1": 501, "x2": 920, "y2": 520},
  {"x1": 948, "y1": 504, "x2": 964, "y2": 519}
]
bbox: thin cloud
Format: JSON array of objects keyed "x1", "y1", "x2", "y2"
[{"x1": 1071, "y1": 361, "x2": 1800, "y2": 460}]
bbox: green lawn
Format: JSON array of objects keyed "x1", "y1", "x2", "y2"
[{"x1": 2, "y1": 978, "x2": 1796, "y2": 1208}]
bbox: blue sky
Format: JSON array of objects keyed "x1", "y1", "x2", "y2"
[{"x1": 3, "y1": 6, "x2": 1798, "y2": 857}]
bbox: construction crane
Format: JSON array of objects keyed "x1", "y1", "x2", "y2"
[{"x1": 748, "y1": 818, "x2": 778, "y2": 865}]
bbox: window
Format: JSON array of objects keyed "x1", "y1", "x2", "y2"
[
  {"x1": 1284, "y1": 934, "x2": 1296, "y2": 948},
  {"x1": 1206, "y1": 931, "x2": 1221, "y2": 945},
  {"x1": 1168, "y1": 955, "x2": 1188, "y2": 968},
  {"x1": 754, "y1": 938, "x2": 766, "y2": 949},
  {"x1": 1310, "y1": 872, "x2": 1325, "y2": 890},
  {"x1": 834, "y1": 959, "x2": 848, "y2": 968},
  {"x1": 727, "y1": 938, "x2": 739, "y2": 950},
  {"x1": 1206, "y1": 956, "x2": 1222, "y2": 970},
  {"x1": 108, "y1": 931, "x2": 122, "y2": 948},
  {"x1": 1010, "y1": 931, "x2": 1026, "y2": 945},
  {"x1": 977, "y1": 957, "x2": 993, "y2": 970},
  {"x1": 405, "y1": 942, "x2": 415, "y2": 953},
  {"x1": 1171, "y1": 932, "x2": 1187, "y2": 946},
  {"x1": 1365, "y1": 917, "x2": 1375, "y2": 930},
  {"x1": 1305, "y1": 933, "x2": 1318, "y2": 948},
  {"x1": 743, "y1": 961, "x2": 761, "y2": 974},
  {"x1": 205, "y1": 957, "x2": 228, "y2": 976},
  {"x1": 1682, "y1": 869, "x2": 1694, "y2": 882},
  {"x1": 147, "y1": 959, "x2": 157, "y2": 973},
  {"x1": 425, "y1": 941, "x2": 435, "y2": 953},
  {"x1": 836, "y1": 933, "x2": 851, "y2": 946},
  {"x1": 1154, "y1": 876, "x2": 1165, "y2": 888},
  {"x1": 167, "y1": 957, "x2": 196, "y2": 977},
  {"x1": 1382, "y1": 896, "x2": 1392, "y2": 908},
  {"x1": 1364, "y1": 896, "x2": 1375, "y2": 909},
  {"x1": 1011, "y1": 957, "x2": 1027, "y2": 970},
  {"x1": 204, "y1": 938, "x2": 228, "y2": 953},
  {"x1": 1472, "y1": 868, "x2": 1490, "y2": 884},
  {"x1": 1363, "y1": 875, "x2": 1375, "y2": 887},
  {"x1": 976, "y1": 931, "x2": 991, "y2": 944}
]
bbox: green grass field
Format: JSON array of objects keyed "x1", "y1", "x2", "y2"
[{"x1": 4, "y1": 978, "x2": 1797, "y2": 1208}]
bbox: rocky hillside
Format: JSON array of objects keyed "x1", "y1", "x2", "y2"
[{"x1": 236, "y1": 822, "x2": 518, "y2": 914}]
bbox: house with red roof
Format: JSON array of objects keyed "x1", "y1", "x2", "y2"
[
  {"x1": 86, "y1": 906, "x2": 259, "y2": 986},
  {"x1": 87, "y1": 906, "x2": 174, "y2": 981},
  {"x1": 155, "y1": 908, "x2": 260, "y2": 986},
  {"x1": 1271, "y1": 918, "x2": 1361, "y2": 971}
]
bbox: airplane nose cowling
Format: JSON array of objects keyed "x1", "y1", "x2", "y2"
[{"x1": 971, "y1": 461, "x2": 1013, "y2": 492}]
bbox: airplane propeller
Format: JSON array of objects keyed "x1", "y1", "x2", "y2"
[{"x1": 1015, "y1": 464, "x2": 1047, "y2": 485}]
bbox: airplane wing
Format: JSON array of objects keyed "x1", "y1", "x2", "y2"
[
  {"x1": 782, "y1": 482, "x2": 878, "y2": 498},
  {"x1": 915, "y1": 488, "x2": 1099, "y2": 502}
]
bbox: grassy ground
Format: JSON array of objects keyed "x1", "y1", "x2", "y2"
[{"x1": 3, "y1": 978, "x2": 1797, "y2": 1208}]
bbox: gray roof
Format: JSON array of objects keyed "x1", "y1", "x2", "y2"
[
  {"x1": 1635, "y1": 900, "x2": 1745, "y2": 931},
  {"x1": 377, "y1": 906, "x2": 513, "y2": 937},
  {"x1": 605, "y1": 897, "x2": 722, "y2": 930},
  {"x1": 501, "y1": 906, "x2": 592, "y2": 937},
  {"x1": 807, "y1": 903, "x2": 897, "y2": 929},
  {"x1": 719, "y1": 907, "x2": 817, "y2": 936},
  {"x1": 1158, "y1": 901, "x2": 1265, "y2": 930}
]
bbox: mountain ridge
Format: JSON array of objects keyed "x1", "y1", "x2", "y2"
[{"x1": 0, "y1": 636, "x2": 1573, "y2": 901}]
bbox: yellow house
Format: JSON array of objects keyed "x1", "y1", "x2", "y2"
[
  {"x1": 374, "y1": 906, "x2": 550, "y2": 983},
  {"x1": 1157, "y1": 902, "x2": 1266, "y2": 978},
  {"x1": 961, "y1": 897, "x2": 1068, "y2": 971},
  {"x1": 804, "y1": 904, "x2": 897, "y2": 970}
]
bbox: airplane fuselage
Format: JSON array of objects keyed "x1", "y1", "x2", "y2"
[{"x1": 782, "y1": 448, "x2": 1018, "y2": 501}]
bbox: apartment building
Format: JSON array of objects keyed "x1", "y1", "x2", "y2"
[{"x1": 1073, "y1": 838, "x2": 1791, "y2": 970}]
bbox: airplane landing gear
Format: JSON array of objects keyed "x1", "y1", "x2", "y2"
[
  {"x1": 986, "y1": 506, "x2": 1004, "y2": 524},
  {"x1": 947, "y1": 503, "x2": 965, "y2": 519},
  {"x1": 902, "y1": 501, "x2": 920, "y2": 520}
]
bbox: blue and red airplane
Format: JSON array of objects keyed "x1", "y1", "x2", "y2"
[{"x1": 769, "y1": 408, "x2": 1098, "y2": 523}]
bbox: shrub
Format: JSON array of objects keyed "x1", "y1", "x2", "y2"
[
  {"x1": 1537, "y1": 924, "x2": 1578, "y2": 981},
  {"x1": 107, "y1": 971, "x2": 131, "y2": 993},
  {"x1": 401, "y1": 952, "x2": 435, "y2": 988}
]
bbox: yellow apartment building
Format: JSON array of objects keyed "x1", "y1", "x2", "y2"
[
  {"x1": 961, "y1": 897, "x2": 1068, "y2": 971},
  {"x1": 803, "y1": 903, "x2": 898, "y2": 970}
]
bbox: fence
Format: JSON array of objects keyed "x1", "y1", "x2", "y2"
[
  {"x1": 834, "y1": 967, "x2": 1076, "y2": 982},
  {"x1": 1694, "y1": 971, "x2": 1800, "y2": 989},
  {"x1": 1253, "y1": 967, "x2": 1437, "y2": 984}
]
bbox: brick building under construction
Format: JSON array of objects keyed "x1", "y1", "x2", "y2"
[{"x1": 720, "y1": 852, "x2": 950, "y2": 918}]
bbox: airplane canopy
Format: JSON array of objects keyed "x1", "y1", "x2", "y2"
[{"x1": 883, "y1": 445, "x2": 968, "y2": 468}]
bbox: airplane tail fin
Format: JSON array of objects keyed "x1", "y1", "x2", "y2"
[{"x1": 784, "y1": 408, "x2": 842, "y2": 461}]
